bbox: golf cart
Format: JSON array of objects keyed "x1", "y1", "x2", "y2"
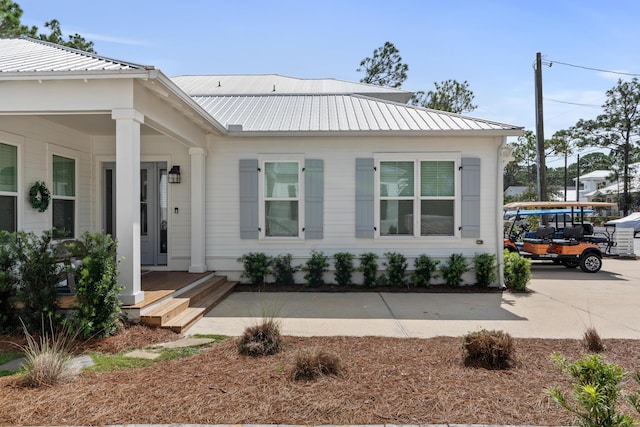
[{"x1": 503, "y1": 201, "x2": 616, "y2": 273}]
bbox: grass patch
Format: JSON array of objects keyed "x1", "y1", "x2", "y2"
[
  {"x1": 156, "y1": 346, "x2": 200, "y2": 361},
  {"x1": 191, "y1": 334, "x2": 229, "y2": 342},
  {"x1": 88, "y1": 353, "x2": 155, "y2": 372}
]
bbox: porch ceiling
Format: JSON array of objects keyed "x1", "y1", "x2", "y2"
[{"x1": 39, "y1": 113, "x2": 161, "y2": 136}]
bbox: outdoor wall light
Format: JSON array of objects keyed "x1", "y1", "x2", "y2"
[{"x1": 168, "y1": 165, "x2": 181, "y2": 184}]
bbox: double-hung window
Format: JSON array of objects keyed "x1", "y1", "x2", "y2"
[
  {"x1": 261, "y1": 158, "x2": 303, "y2": 238},
  {"x1": 377, "y1": 155, "x2": 458, "y2": 237},
  {"x1": 0, "y1": 143, "x2": 17, "y2": 232},
  {"x1": 52, "y1": 155, "x2": 75, "y2": 238}
]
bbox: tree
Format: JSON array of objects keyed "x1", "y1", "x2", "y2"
[
  {"x1": 0, "y1": 0, "x2": 95, "y2": 52},
  {"x1": 548, "y1": 129, "x2": 576, "y2": 200},
  {"x1": 357, "y1": 41, "x2": 408, "y2": 88},
  {"x1": 573, "y1": 78, "x2": 640, "y2": 215},
  {"x1": 410, "y1": 79, "x2": 478, "y2": 114}
]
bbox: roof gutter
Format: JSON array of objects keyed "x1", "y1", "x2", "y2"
[{"x1": 223, "y1": 128, "x2": 524, "y2": 138}]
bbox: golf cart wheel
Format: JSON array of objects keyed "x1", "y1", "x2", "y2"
[
  {"x1": 562, "y1": 260, "x2": 579, "y2": 268},
  {"x1": 579, "y1": 253, "x2": 602, "y2": 273}
]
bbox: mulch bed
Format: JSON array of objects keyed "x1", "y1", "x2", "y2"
[{"x1": 1, "y1": 326, "x2": 639, "y2": 426}]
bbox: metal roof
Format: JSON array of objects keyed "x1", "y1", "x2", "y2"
[
  {"x1": 172, "y1": 74, "x2": 414, "y2": 103},
  {"x1": 0, "y1": 37, "x2": 151, "y2": 73},
  {"x1": 192, "y1": 94, "x2": 522, "y2": 133}
]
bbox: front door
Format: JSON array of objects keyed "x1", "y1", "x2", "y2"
[{"x1": 103, "y1": 162, "x2": 168, "y2": 266}]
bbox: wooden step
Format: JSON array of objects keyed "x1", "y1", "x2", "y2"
[
  {"x1": 161, "y1": 280, "x2": 238, "y2": 333},
  {"x1": 140, "y1": 297, "x2": 190, "y2": 327}
]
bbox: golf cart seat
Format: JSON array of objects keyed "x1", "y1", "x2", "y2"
[
  {"x1": 580, "y1": 223, "x2": 610, "y2": 244},
  {"x1": 552, "y1": 225, "x2": 584, "y2": 246},
  {"x1": 523, "y1": 226, "x2": 556, "y2": 244}
]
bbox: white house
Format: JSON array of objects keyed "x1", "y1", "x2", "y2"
[{"x1": 0, "y1": 37, "x2": 523, "y2": 303}]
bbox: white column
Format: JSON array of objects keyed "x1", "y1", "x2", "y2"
[
  {"x1": 189, "y1": 147, "x2": 208, "y2": 273},
  {"x1": 112, "y1": 108, "x2": 144, "y2": 305}
]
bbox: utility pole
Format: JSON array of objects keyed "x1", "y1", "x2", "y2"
[{"x1": 534, "y1": 52, "x2": 547, "y2": 201}]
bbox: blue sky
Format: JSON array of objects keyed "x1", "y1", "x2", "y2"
[{"x1": 17, "y1": 0, "x2": 640, "y2": 167}]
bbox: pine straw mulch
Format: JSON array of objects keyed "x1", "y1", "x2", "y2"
[{"x1": 1, "y1": 329, "x2": 640, "y2": 426}]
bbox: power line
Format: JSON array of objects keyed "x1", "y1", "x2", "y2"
[
  {"x1": 543, "y1": 97, "x2": 602, "y2": 108},
  {"x1": 547, "y1": 59, "x2": 640, "y2": 77}
]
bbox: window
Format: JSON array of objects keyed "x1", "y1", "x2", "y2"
[
  {"x1": 52, "y1": 155, "x2": 75, "y2": 238},
  {"x1": 0, "y1": 143, "x2": 17, "y2": 232},
  {"x1": 262, "y1": 160, "x2": 301, "y2": 238},
  {"x1": 377, "y1": 157, "x2": 457, "y2": 237}
]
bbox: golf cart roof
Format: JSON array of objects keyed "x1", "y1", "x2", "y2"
[
  {"x1": 504, "y1": 201, "x2": 616, "y2": 209},
  {"x1": 504, "y1": 208, "x2": 594, "y2": 217}
]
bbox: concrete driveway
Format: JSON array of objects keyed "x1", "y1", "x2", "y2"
[{"x1": 189, "y1": 256, "x2": 640, "y2": 339}]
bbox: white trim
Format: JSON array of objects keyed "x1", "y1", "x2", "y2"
[
  {"x1": 258, "y1": 154, "x2": 305, "y2": 240},
  {"x1": 374, "y1": 152, "x2": 461, "y2": 240},
  {"x1": 0, "y1": 139, "x2": 20, "y2": 231},
  {"x1": 49, "y1": 147, "x2": 78, "y2": 239}
]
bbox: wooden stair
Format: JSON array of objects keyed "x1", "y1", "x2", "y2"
[{"x1": 140, "y1": 275, "x2": 237, "y2": 333}]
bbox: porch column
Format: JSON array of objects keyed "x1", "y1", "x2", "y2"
[
  {"x1": 112, "y1": 108, "x2": 144, "y2": 305},
  {"x1": 189, "y1": 147, "x2": 208, "y2": 273}
]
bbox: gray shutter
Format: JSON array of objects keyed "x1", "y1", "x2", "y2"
[
  {"x1": 239, "y1": 159, "x2": 259, "y2": 239},
  {"x1": 356, "y1": 158, "x2": 375, "y2": 238},
  {"x1": 304, "y1": 159, "x2": 323, "y2": 239},
  {"x1": 461, "y1": 157, "x2": 481, "y2": 238}
]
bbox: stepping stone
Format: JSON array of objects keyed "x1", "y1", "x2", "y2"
[
  {"x1": 152, "y1": 337, "x2": 214, "y2": 349},
  {"x1": 124, "y1": 349, "x2": 161, "y2": 360},
  {"x1": 0, "y1": 356, "x2": 26, "y2": 372},
  {"x1": 66, "y1": 355, "x2": 95, "y2": 370}
]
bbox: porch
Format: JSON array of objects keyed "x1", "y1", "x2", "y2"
[{"x1": 59, "y1": 271, "x2": 238, "y2": 333}]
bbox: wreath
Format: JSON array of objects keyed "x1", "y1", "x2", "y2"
[{"x1": 29, "y1": 181, "x2": 51, "y2": 212}]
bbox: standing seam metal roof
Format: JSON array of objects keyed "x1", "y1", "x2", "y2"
[
  {"x1": 0, "y1": 37, "x2": 151, "y2": 72},
  {"x1": 192, "y1": 94, "x2": 522, "y2": 133}
]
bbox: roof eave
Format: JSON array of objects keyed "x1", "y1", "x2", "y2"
[
  {"x1": 224, "y1": 128, "x2": 524, "y2": 138},
  {"x1": 0, "y1": 69, "x2": 154, "y2": 80}
]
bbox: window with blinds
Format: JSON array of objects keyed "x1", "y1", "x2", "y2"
[
  {"x1": 0, "y1": 143, "x2": 17, "y2": 232},
  {"x1": 52, "y1": 155, "x2": 75, "y2": 238}
]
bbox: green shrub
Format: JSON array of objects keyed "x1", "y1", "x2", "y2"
[
  {"x1": 237, "y1": 252, "x2": 271, "y2": 285},
  {"x1": 474, "y1": 252, "x2": 498, "y2": 288},
  {"x1": 14, "y1": 231, "x2": 63, "y2": 332},
  {"x1": 382, "y1": 252, "x2": 408, "y2": 287},
  {"x1": 359, "y1": 252, "x2": 379, "y2": 288},
  {"x1": 333, "y1": 252, "x2": 355, "y2": 286},
  {"x1": 549, "y1": 353, "x2": 635, "y2": 427},
  {"x1": 271, "y1": 254, "x2": 298, "y2": 286},
  {"x1": 237, "y1": 317, "x2": 283, "y2": 356},
  {"x1": 0, "y1": 231, "x2": 18, "y2": 332},
  {"x1": 440, "y1": 253, "x2": 468, "y2": 287},
  {"x1": 69, "y1": 232, "x2": 123, "y2": 339},
  {"x1": 503, "y1": 250, "x2": 531, "y2": 291},
  {"x1": 412, "y1": 254, "x2": 439, "y2": 288},
  {"x1": 302, "y1": 250, "x2": 329, "y2": 287},
  {"x1": 463, "y1": 329, "x2": 515, "y2": 370},
  {"x1": 291, "y1": 348, "x2": 343, "y2": 381}
]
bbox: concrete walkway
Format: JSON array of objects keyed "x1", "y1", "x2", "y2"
[{"x1": 189, "y1": 257, "x2": 640, "y2": 339}]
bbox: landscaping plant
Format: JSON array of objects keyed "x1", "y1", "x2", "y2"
[
  {"x1": 463, "y1": 329, "x2": 515, "y2": 370},
  {"x1": 237, "y1": 317, "x2": 283, "y2": 356},
  {"x1": 0, "y1": 231, "x2": 18, "y2": 332},
  {"x1": 302, "y1": 250, "x2": 328, "y2": 287},
  {"x1": 70, "y1": 232, "x2": 123, "y2": 339},
  {"x1": 412, "y1": 254, "x2": 439, "y2": 288},
  {"x1": 291, "y1": 348, "x2": 343, "y2": 381},
  {"x1": 474, "y1": 252, "x2": 498, "y2": 287},
  {"x1": 333, "y1": 252, "x2": 355, "y2": 286},
  {"x1": 503, "y1": 249, "x2": 531, "y2": 291},
  {"x1": 382, "y1": 251, "x2": 408, "y2": 287},
  {"x1": 440, "y1": 253, "x2": 468, "y2": 287},
  {"x1": 583, "y1": 326, "x2": 606, "y2": 353},
  {"x1": 237, "y1": 252, "x2": 271, "y2": 285},
  {"x1": 359, "y1": 252, "x2": 379, "y2": 287},
  {"x1": 14, "y1": 231, "x2": 63, "y2": 332},
  {"x1": 549, "y1": 353, "x2": 636, "y2": 427},
  {"x1": 271, "y1": 253, "x2": 298, "y2": 286}
]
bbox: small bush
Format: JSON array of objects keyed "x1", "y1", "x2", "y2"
[
  {"x1": 14, "y1": 231, "x2": 63, "y2": 332},
  {"x1": 382, "y1": 252, "x2": 408, "y2": 287},
  {"x1": 333, "y1": 252, "x2": 355, "y2": 286},
  {"x1": 237, "y1": 318, "x2": 283, "y2": 356},
  {"x1": 291, "y1": 348, "x2": 343, "y2": 381},
  {"x1": 18, "y1": 317, "x2": 79, "y2": 387},
  {"x1": 271, "y1": 254, "x2": 298, "y2": 286},
  {"x1": 503, "y1": 250, "x2": 531, "y2": 291},
  {"x1": 302, "y1": 250, "x2": 328, "y2": 287},
  {"x1": 359, "y1": 252, "x2": 379, "y2": 288},
  {"x1": 0, "y1": 231, "x2": 18, "y2": 332},
  {"x1": 237, "y1": 252, "x2": 271, "y2": 285},
  {"x1": 549, "y1": 353, "x2": 634, "y2": 427},
  {"x1": 474, "y1": 252, "x2": 498, "y2": 288},
  {"x1": 583, "y1": 326, "x2": 606, "y2": 353},
  {"x1": 463, "y1": 329, "x2": 515, "y2": 369},
  {"x1": 412, "y1": 254, "x2": 439, "y2": 288},
  {"x1": 70, "y1": 232, "x2": 123, "y2": 339},
  {"x1": 441, "y1": 253, "x2": 468, "y2": 287}
]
